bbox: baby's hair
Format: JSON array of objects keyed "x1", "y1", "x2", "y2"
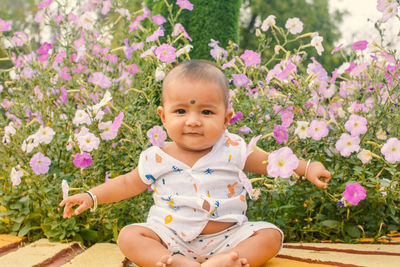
[{"x1": 161, "y1": 60, "x2": 230, "y2": 109}]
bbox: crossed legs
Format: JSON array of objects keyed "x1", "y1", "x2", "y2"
[{"x1": 118, "y1": 225, "x2": 282, "y2": 267}]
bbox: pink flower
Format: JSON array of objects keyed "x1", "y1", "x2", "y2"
[
  {"x1": 267, "y1": 147, "x2": 299, "y2": 178},
  {"x1": 99, "y1": 121, "x2": 118, "y2": 140},
  {"x1": 147, "y1": 125, "x2": 167, "y2": 146},
  {"x1": 73, "y1": 153, "x2": 93, "y2": 168},
  {"x1": 238, "y1": 126, "x2": 252, "y2": 134},
  {"x1": 12, "y1": 32, "x2": 28, "y2": 46},
  {"x1": 273, "y1": 124, "x2": 288, "y2": 144},
  {"x1": 146, "y1": 28, "x2": 164, "y2": 42},
  {"x1": 38, "y1": 42, "x2": 52, "y2": 54},
  {"x1": 238, "y1": 170, "x2": 254, "y2": 199},
  {"x1": 335, "y1": 133, "x2": 360, "y2": 157},
  {"x1": 381, "y1": 137, "x2": 400, "y2": 163},
  {"x1": 105, "y1": 171, "x2": 110, "y2": 183},
  {"x1": 172, "y1": 23, "x2": 192, "y2": 41},
  {"x1": 111, "y1": 112, "x2": 124, "y2": 131},
  {"x1": 343, "y1": 182, "x2": 366, "y2": 205},
  {"x1": 344, "y1": 114, "x2": 367, "y2": 136},
  {"x1": 331, "y1": 43, "x2": 343, "y2": 54},
  {"x1": 176, "y1": 0, "x2": 193, "y2": 10},
  {"x1": 29, "y1": 152, "x2": 51, "y2": 175},
  {"x1": 89, "y1": 72, "x2": 112, "y2": 89},
  {"x1": 307, "y1": 120, "x2": 329, "y2": 141},
  {"x1": 154, "y1": 44, "x2": 176, "y2": 63},
  {"x1": 352, "y1": 40, "x2": 368, "y2": 51},
  {"x1": 240, "y1": 50, "x2": 261, "y2": 67},
  {"x1": 246, "y1": 135, "x2": 262, "y2": 158},
  {"x1": 60, "y1": 67, "x2": 71, "y2": 81},
  {"x1": 38, "y1": 0, "x2": 53, "y2": 9},
  {"x1": 0, "y1": 19, "x2": 12, "y2": 31},
  {"x1": 229, "y1": 111, "x2": 243, "y2": 124},
  {"x1": 152, "y1": 14, "x2": 166, "y2": 25}
]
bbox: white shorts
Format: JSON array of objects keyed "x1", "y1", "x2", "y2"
[{"x1": 134, "y1": 221, "x2": 284, "y2": 262}]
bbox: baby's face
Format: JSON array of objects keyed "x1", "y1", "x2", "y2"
[{"x1": 158, "y1": 78, "x2": 233, "y2": 152}]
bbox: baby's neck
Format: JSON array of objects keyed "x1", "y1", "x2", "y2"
[{"x1": 161, "y1": 142, "x2": 213, "y2": 168}]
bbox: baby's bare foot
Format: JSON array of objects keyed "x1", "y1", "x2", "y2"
[
  {"x1": 201, "y1": 251, "x2": 248, "y2": 267},
  {"x1": 156, "y1": 253, "x2": 200, "y2": 267}
]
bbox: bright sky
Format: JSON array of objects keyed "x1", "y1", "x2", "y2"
[{"x1": 330, "y1": 0, "x2": 400, "y2": 48}]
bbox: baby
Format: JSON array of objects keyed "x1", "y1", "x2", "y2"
[{"x1": 60, "y1": 60, "x2": 331, "y2": 267}]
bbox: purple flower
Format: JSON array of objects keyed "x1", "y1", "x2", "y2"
[
  {"x1": 229, "y1": 111, "x2": 243, "y2": 124},
  {"x1": 267, "y1": 147, "x2": 299, "y2": 178},
  {"x1": 240, "y1": 50, "x2": 261, "y2": 67},
  {"x1": 29, "y1": 152, "x2": 51, "y2": 175},
  {"x1": 0, "y1": 19, "x2": 12, "y2": 32},
  {"x1": 89, "y1": 72, "x2": 112, "y2": 89},
  {"x1": 152, "y1": 14, "x2": 166, "y2": 25},
  {"x1": 343, "y1": 182, "x2": 366, "y2": 205},
  {"x1": 154, "y1": 44, "x2": 176, "y2": 63},
  {"x1": 147, "y1": 125, "x2": 167, "y2": 146},
  {"x1": 273, "y1": 124, "x2": 288, "y2": 144},
  {"x1": 73, "y1": 153, "x2": 93, "y2": 168},
  {"x1": 105, "y1": 171, "x2": 110, "y2": 183},
  {"x1": 238, "y1": 126, "x2": 252, "y2": 134},
  {"x1": 352, "y1": 40, "x2": 368, "y2": 51},
  {"x1": 123, "y1": 38, "x2": 133, "y2": 59},
  {"x1": 232, "y1": 74, "x2": 251, "y2": 87},
  {"x1": 210, "y1": 46, "x2": 228, "y2": 61},
  {"x1": 344, "y1": 114, "x2": 367, "y2": 136},
  {"x1": 381, "y1": 137, "x2": 400, "y2": 163},
  {"x1": 176, "y1": 0, "x2": 193, "y2": 10},
  {"x1": 38, "y1": 42, "x2": 52, "y2": 54}
]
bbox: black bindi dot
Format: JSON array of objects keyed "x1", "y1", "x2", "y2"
[{"x1": 190, "y1": 100, "x2": 196, "y2": 104}]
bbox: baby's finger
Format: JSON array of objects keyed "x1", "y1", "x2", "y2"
[
  {"x1": 74, "y1": 203, "x2": 89, "y2": 215},
  {"x1": 311, "y1": 176, "x2": 328, "y2": 189},
  {"x1": 323, "y1": 170, "x2": 332, "y2": 182}
]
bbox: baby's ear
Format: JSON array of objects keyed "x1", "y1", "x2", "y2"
[
  {"x1": 157, "y1": 106, "x2": 166, "y2": 124},
  {"x1": 224, "y1": 109, "x2": 233, "y2": 128}
]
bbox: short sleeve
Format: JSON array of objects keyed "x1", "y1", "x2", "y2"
[
  {"x1": 137, "y1": 146, "x2": 166, "y2": 185},
  {"x1": 224, "y1": 131, "x2": 247, "y2": 170}
]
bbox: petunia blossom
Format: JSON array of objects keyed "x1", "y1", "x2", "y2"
[
  {"x1": 154, "y1": 44, "x2": 176, "y2": 63},
  {"x1": 352, "y1": 40, "x2": 368, "y2": 51},
  {"x1": 10, "y1": 166, "x2": 24, "y2": 187},
  {"x1": 38, "y1": 0, "x2": 53, "y2": 9},
  {"x1": 72, "y1": 109, "x2": 91, "y2": 126},
  {"x1": 238, "y1": 170, "x2": 254, "y2": 200},
  {"x1": 0, "y1": 19, "x2": 12, "y2": 31},
  {"x1": 176, "y1": 0, "x2": 193, "y2": 10},
  {"x1": 307, "y1": 120, "x2": 329, "y2": 141},
  {"x1": 232, "y1": 74, "x2": 251, "y2": 87},
  {"x1": 285, "y1": 17, "x2": 303, "y2": 34},
  {"x1": 152, "y1": 14, "x2": 166, "y2": 25},
  {"x1": 147, "y1": 125, "x2": 167, "y2": 146},
  {"x1": 35, "y1": 126, "x2": 55, "y2": 144},
  {"x1": 294, "y1": 121, "x2": 309, "y2": 139},
  {"x1": 381, "y1": 137, "x2": 400, "y2": 163},
  {"x1": 261, "y1": 15, "x2": 276, "y2": 31},
  {"x1": 246, "y1": 135, "x2": 262, "y2": 158},
  {"x1": 273, "y1": 124, "x2": 288, "y2": 144},
  {"x1": 99, "y1": 121, "x2": 118, "y2": 140},
  {"x1": 357, "y1": 149, "x2": 372, "y2": 164},
  {"x1": 267, "y1": 147, "x2": 299, "y2": 178},
  {"x1": 88, "y1": 72, "x2": 112, "y2": 89},
  {"x1": 111, "y1": 112, "x2": 124, "y2": 131},
  {"x1": 29, "y1": 152, "x2": 51, "y2": 175},
  {"x1": 73, "y1": 152, "x2": 93, "y2": 168},
  {"x1": 344, "y1": 114, "x2": 367, "y2": 136},
  {"x1": 77, "y1": 132, "x2": 100, "y2": 152},
  {"x1": 240, "y1": 50, "x2": 261, "y2": 67},
  {"x1": 335, "y1": 133, "x2": 360, "y2": 157},
  {"x1": 62, "y1": 180, "x2": 69, "y2": 200},
  {"x1": 343, "y1": 182, "x2": 366, "y2": 205},
  {"x1": 12, "y1": 32, "x2": 28, "y2": 46}
]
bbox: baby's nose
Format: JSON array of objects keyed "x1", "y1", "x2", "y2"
[{"x1": 186, "y1": 113, "x2": 201, "y2": 126}]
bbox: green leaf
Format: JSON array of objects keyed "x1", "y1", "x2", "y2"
[
  {"x1": 18, "y1": 223, "x2": 31, "y2": 237},
  {"x1": 345, "y1": 224, "x2": 361, "y2": 238},
  {"x1": 80, "y1": 229, "x2": 99, "y2": 242},
  {"x1": 321, "y1": 220, "x2": 339, "y2": 228}
]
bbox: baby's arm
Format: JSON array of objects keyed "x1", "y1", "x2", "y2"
[
  {"x1": 59, "y1": 168, "x2": 148, "y2": 218},
  {"x1": 243, "y1": 149, "x2": 331, "y2": 188}
]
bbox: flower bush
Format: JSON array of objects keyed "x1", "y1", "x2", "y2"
[{"x1": 0, "y1": 0, "x2": 399, "y2": 244}]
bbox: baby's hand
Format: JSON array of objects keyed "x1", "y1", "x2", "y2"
[
  {"x1": 305, "y1": 161, "x2": 331, "y2": 189},
  {"x1": 59, "y1": 193, "x2": 93, "y2": 218}
]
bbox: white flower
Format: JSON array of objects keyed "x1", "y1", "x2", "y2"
[
  {"x1": 22, "y1": 134, "x2": 40, "y2": 153},
  {"x1": 357, "y1": 149, "x2": 372, "y2": 164},
  {"x1": 311, "y1": 33, "x2": 324, "y2": 56},
  {"x1": 35, "y1": 126, "x2": 55, "y2": 144},
  {"x1": 176, "y1": 45, "x2": 193, "y2": 57},
  {"x1": 78, "y1": 12, "x2": 96, "y2": 30},
  {"x1": 155, "y1": 67, "x2": 166, "y2": 81},
  {"x1": 72, "y1": 109, "x2": 91, "y2": 126},
  {"x1": 3, "y1": 122, "x2": 16, "y2": 144},
  {"x1": 77, "y1": 131, "x2": 100, "y2": 152},
  {"x1": 62, "y1": 180, "x2": 69, "y2": 200},
  {"x1": 376, "y1": 128, "x2": 387, "y2": 140},
  {"x1": 337, "y1": 62, "x2": 350, "y2": 75},
  {"x1": 10, "y1": 165, "x2": 24, "y2": 187},
  {"x1": 66, "y1": 136, "x2": 74, "y2": 151},
  {"x1": 261, "y1": 15, "x2": 276, "y2": 31},
  {"x1": 294, "y1": 121, "x2": 309, "y2": 139},
  {"x1": 285, "y1": 17, "x2": 303, "y2": 34},
  {"x1": 94, "y1": 110, "x2": 105, "y2": 121},
  {"x1": 99, "y1": 121, "x2": 118, "y2": 140},
  {"x1": 88, "y1": 90, "x2": 112, "y2": 115}
]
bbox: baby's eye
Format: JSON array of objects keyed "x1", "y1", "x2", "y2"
[
  {"x1": 202, "y1": 110, "x2": 213, "y2": 115},
  {"x1": 176, "y1": 109, "x2": 186, "y2": 114}
]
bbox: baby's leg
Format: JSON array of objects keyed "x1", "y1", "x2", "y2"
[
  {"x1": 227, "y1": 228, "x2": 282, "y2": 266},
  {"x1": 118, "y1": 225, "x2": 199, "y2": 267}
]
